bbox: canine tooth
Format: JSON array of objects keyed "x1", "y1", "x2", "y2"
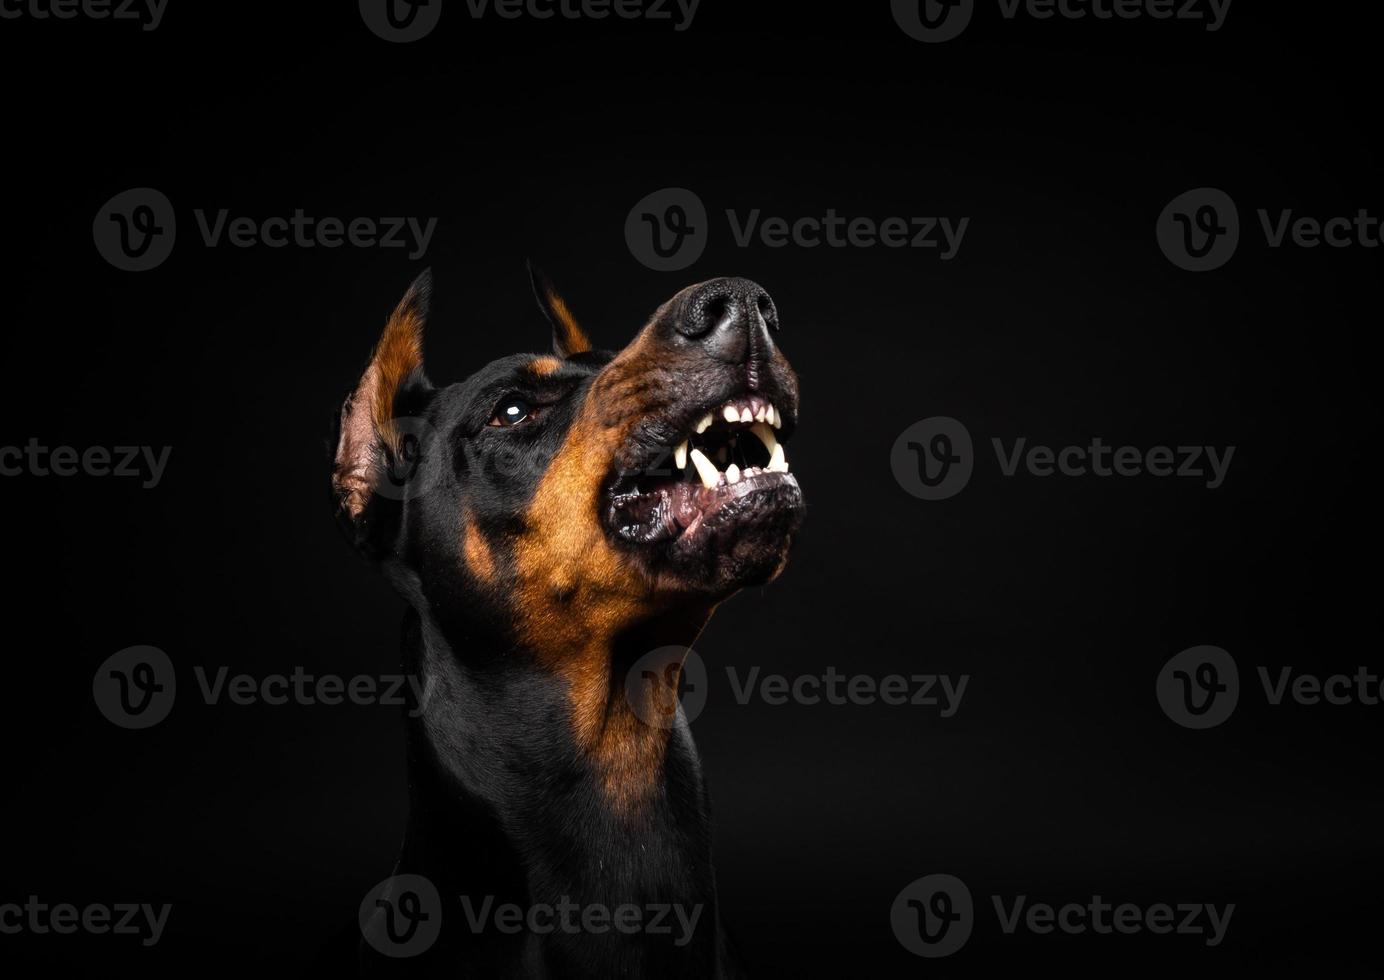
[
  {"x1": 768, "y1": 443, "x2": 788, "y2": 472},
  {"x1": 674, "y1": 440, "x2": 687, "y2": 470},
  {"x1": 695, "y1": 412, "x2": 713, "y2": 434},
  {"x1": 689, "y1": 448, "x2": 719, "y2": 489},
  {"x1": 748, "y1": 422, "x2": 777, "y2": 456},
  {"x1": 723, "y1": 405, "x2": 739, "y2": 423},
  {"x1": 726, "y1": 463, "x2": 741, "y2": 484},
  {"x1": 768, "y1": 404, "x2": 780, "y2": 428}
]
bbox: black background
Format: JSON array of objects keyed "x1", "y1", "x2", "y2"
[{"x1": 2, "y1": 1, "x2": 1380, "y2": 975}]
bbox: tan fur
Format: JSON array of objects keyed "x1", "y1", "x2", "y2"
[
  {"x1": 544, "y1": 288, "x2": 592, "y2": 358},
  {"x1": 513, "y1": 330, "x2": 705, "y2": 817},
  {"x1": 369, "y1": 291, "x2": 426, "y2": 455},
  {"x1": 462, "y1": 514, "x2": 496, "y2": 584},
  {"x1": 333, "y1": 284, "x2": 426, "y2": 520},
  {"x1": 528, "y1": 355, "x2": 563, "y2": 377}
]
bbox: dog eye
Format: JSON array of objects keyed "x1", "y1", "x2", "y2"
[{"x1": 488, "y1": 397, "x2": 533, "y2": 427}]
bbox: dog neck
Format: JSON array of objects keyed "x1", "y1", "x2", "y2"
[{"x1": 392, "y1": 599, "x2": 723, "y2": 961}]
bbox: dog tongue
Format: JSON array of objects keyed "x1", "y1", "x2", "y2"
[{"x1": 668, "y1": 482, "x2": 709, "y2": 530}]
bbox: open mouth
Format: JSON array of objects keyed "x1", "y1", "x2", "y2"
[{"x1": 605, "y1": 394, "x2": 803, "y2": 555}]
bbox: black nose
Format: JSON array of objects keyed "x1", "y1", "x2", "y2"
[{"x1": 675, "y1": 277, "x2": 780, "y2": 364}]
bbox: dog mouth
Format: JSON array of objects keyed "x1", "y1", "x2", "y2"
[{"x1": 604, "y1": 394, "x2": 803, "y2": 559}]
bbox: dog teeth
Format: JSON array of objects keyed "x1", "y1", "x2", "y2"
[
  {"x1": 768, "y1": 442, "x2": 788, "y2": 472},
  {"x1": 722, "y1": 405, "x2": 740, "y2": 423},
  {"x1": 739, "y1": 407, "x2": 753, "y2": 423},
  {"x1": 754, "y1": 405, "x2": 767, "y2": 422},
  {"x1": 689, "y1": 448, "x2": 719, "y2": 489},
  {"x1": 674, "y1": 440, "x2": 687, "y2": 470},
  {"x1": 695, "y1": 412, "x2": 713, "y2": 434},
  {"x1": 749, "y1": 422, "x2": 777, "y2": 456},
  {"x1": 725, "y1": 463, "x2": 741, "y2": 484},
  {"x1": 768, "y1": 404, "x2": 780, "y2": 429}
]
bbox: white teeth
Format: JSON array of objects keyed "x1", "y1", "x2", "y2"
[
  {"x1": 725, "y1": 463, "x2": 741, "y2": 484},
  {"x1": 695, "y1": 412, "x2": 713, "y2": 434},
  {"x1": 723, "y1": 405, "x2": 740, "y2": 423},
  {"x1": 674, "y1": 440, "x2": 687, "y2": 470},
  {"x1": 754, "y1": 405, "x2": 767, "y2": 423},
  {"x1": 768, "y1": 442, "x2": 788, "y2": 473},
  {"x1": 739, "y1": 407, "x2": 753, "y2": 423},
  {"x1": 748, "y1": 422, "x2": 777, "y2": 456},
  {"x1": 689, "y1": 448, "x2": 719, "y2": 489}
]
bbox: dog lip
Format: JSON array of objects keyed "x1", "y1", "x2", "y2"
[{"x1": 603, "y1": 399, "x2": 801, "y2": 554}]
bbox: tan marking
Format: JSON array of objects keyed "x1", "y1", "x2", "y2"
[
  {"x1": 370, "y1": 288, "x2": 426, "y2": 454},
  {"x1": 513, "y1": 327, "x2": 707, "y2": 817},
  {"x1": 544, "y1": 287, "x2": 592, "y2": 357},
  {"x1": 462, "y1": 514, "x2": 496, "y2": 584},
  {"x1": 528, "y1": 355, "x2": 563, "y2": 377},
  {"x1": 333, "y1": 280, "x2": 427, "y2": 520}
]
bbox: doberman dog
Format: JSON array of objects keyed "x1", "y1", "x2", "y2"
[{"x1": 330, "y1": 268, "x2": 804, "y2": 977}]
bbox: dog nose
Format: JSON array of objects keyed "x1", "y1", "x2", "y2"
[{"x1": 675, "y1": 277, "x2": 780, "y2": 364}]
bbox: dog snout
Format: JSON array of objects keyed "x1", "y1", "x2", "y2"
[{"x1": 674, "y1": 277, "x2": 780, "y2": 365}]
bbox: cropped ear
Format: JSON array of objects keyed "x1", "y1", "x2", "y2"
[
  {"x1": 332, "y1": 270, "x2": 432, "y2": 537},
  {"x1": 528, "y1": 261, "x2": 591, "y2": 358}
]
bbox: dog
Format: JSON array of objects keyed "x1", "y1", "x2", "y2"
[{"x1": 331, "y1": 268, "x2": 804, "y2": 977}]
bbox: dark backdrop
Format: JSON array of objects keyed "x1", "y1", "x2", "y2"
[{"x1": 2, "y1": 2, "x2": 1379, "y2": 975}]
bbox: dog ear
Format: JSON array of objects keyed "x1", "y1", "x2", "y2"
[
  {"x1": 332, "y1": 270, "x2": 432, "y2": 543},
  {"x1": 528, "y1": 261, "x2": 592, "y2": 358}
]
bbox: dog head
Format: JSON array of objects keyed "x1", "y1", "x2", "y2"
[{"x1": 331, "y1": 268, "x2": 805, "y2": 658}]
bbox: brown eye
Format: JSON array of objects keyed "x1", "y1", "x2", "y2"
[{"x1": 489, "y1": 397, "x2": 532, "y2": 427}]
